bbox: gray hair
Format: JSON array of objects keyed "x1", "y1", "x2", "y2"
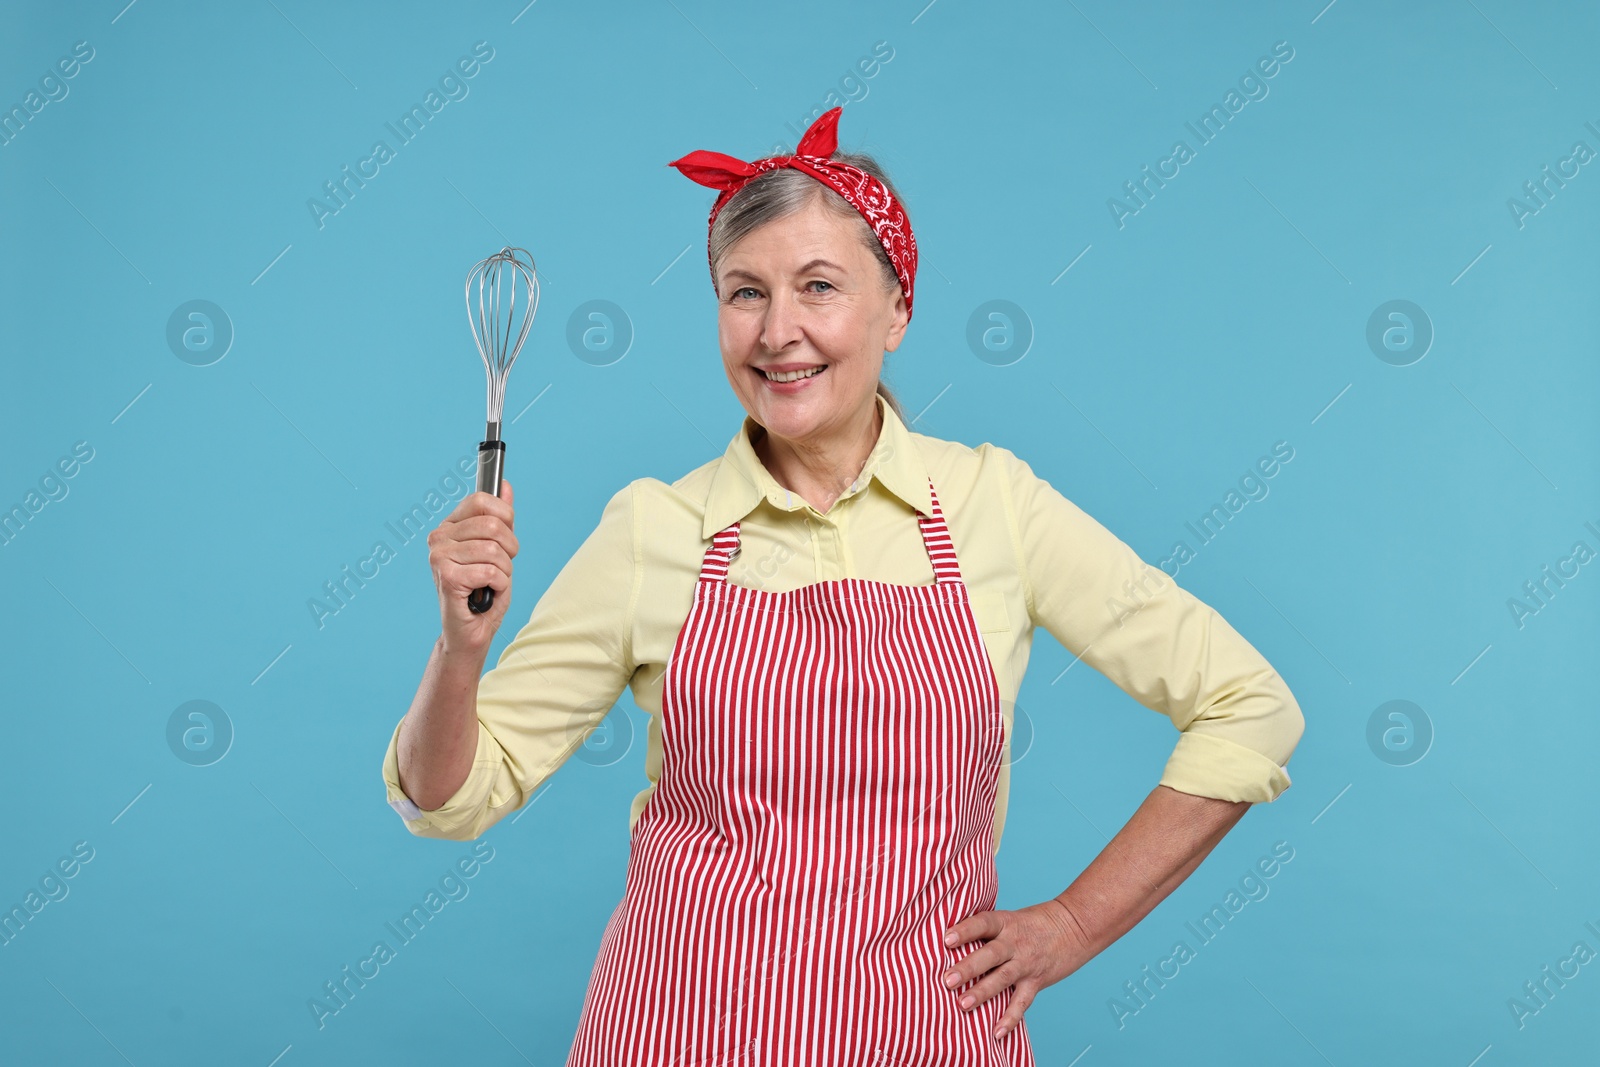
[{"x1": 708, "y1": 150, "x2": 911, "y2": 424}]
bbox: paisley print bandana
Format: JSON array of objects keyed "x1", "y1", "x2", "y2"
[{"x1": 667, "y1": 106, "x2": 919, "y2": 319}]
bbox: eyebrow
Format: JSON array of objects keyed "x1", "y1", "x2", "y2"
[{"x1": 721, "y1": 258, "x2": 848, "y2": 284}]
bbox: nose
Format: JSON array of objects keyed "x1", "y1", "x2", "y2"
[{"x1": 759, "y1": 290, "x2": 802, "y2": 353}]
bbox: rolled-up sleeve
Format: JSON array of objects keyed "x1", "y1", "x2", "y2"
[
  {"x1": 381, "y1": 481, "x2": 641, "y2": 839},
  {"x1": 1000, "y1": 449, "x2": 1304, "y2": 802}
]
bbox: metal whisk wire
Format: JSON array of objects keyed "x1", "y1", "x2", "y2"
[
  {"x1": 461, "y1": 245, "x2": 540, "y2": 616},
  {"x1": 465, "y1": 246, "x2": 539, "y2": 427}
]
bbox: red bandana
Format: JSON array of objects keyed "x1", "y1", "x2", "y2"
[{"x1": 667, "y1": 106, "x2": 918, "y2": 319}]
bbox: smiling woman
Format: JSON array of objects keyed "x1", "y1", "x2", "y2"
[
  {"x1": 385, "y1": 105, "x2": 1304, "y2": 1066},
  {"x1": 709, "y1": 145, "x2": 912, "y2": 426},
  {"x1": 713, "y1": 198, "x2": 911, "y2": 512}
]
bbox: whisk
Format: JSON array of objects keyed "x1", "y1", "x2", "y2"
[{"x1": 464, "y1": 246, "x2": 539, "y2": 614}]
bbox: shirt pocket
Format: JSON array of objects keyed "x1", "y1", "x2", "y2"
[{"x1": 968, "y1": 589, "x2": 1012, "y2": 634}]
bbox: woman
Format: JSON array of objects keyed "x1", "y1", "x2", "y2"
[{"x1": 382, "y1": 107, "x2": 1305, "y2": 1064}]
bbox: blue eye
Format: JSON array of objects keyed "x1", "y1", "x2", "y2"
[
  {"x1": 732, "y1": 287, "x2": 760, "y2": 300},
  {"x1": 808, "y1": 280, "x2": 833, "y2": 292}
]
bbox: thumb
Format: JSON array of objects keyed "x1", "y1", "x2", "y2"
[{"x1": 499, "y1": 478, "x2": 513, "y2": 507}]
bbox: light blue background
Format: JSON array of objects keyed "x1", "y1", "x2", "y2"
[{"x1": 3, "y1": 0, "x2": 1597, "y2": 1063}]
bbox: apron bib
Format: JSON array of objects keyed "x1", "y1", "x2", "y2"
[{"x1": 567, "y1": 478, "x2": 1035, "y2": 1066}]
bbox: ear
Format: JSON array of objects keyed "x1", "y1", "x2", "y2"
[{"x1": 883, "y1": 289, "x2": 910, "y2": 353}]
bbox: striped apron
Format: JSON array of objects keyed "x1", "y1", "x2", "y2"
[{"x1": 567, "y1": 478, "x2": 1035, "y2": 1066}]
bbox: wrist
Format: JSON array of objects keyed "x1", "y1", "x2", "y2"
[
  {"x1": 437, "y1": 633, "x2": 489, "y2": 669},
  {"x1": 1047, "y1": 894, "x2": 1096, "y2": 957}
]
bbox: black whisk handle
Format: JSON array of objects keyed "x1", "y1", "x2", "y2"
[{"x1": 468, "y1": 439, "x2": 506, "y2": 614}]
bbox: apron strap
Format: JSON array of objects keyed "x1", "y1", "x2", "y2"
[
  {"x1": 697, "y1": 525, "x2": 742, "y2": 583},
  {"x1": 698, "y1": 478, "x2": 963, "y2": 585},
  {"x1": 918, "y1": 480, "x2": 963, "y2": 584}
]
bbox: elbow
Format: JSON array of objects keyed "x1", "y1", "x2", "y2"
[
  {"x1": 399, "y1": 813, "x2": 485, "y2": 842},
  {"x1": 398, "y1": 785, "x2": 523, "y2": 843},
  {"x1": 405, "y1": 782, "x2": 462, "y2": 814},
  {"x1": 427, "y1": 826, "x2": 486, "y2": 843},
  {"x1": 385, "y1": 767, "x2": 492, "y2": 844},
  {"x1": 385, "y1": 734, "x2": 530, "y2": 842},
  {"x1": 1191, "y1": 667, "x2": 1305, "y2": 749},
  {"x1": 1275, "y1": 678, "x2": 1306, "y2": 765}
]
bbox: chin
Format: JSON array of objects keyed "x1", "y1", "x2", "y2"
[{"x1": 753, "y1": 401, "x2": 821, "y2": 434}]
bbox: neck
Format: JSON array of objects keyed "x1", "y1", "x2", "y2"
[{"x1": 752, "y1": 397, "x2": 883, "y2": 515}]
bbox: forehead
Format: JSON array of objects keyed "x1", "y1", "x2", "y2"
[{"x1": 719, "y1": 199, "x2": 870, "y2": 275}]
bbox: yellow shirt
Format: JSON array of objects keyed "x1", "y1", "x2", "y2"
[{"x1": 382, "y1": 393, "x2": 1305, "y2": 849}]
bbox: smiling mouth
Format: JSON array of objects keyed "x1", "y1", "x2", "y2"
[{"x1": 757, "y1": 365, "x2": 827, "y2": 383}]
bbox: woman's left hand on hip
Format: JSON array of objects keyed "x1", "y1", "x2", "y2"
[{"x1": 942, "y1": 899, "x2": 1092, "y2": 1038}]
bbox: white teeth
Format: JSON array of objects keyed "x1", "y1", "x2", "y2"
[{"x1": 763, "y1": 366, "x2": 824, "y2": 383}]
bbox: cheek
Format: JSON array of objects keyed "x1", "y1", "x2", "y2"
[
  {"x1": 718, "y1": 314, "x2": 760, "y2": 379},
  {"x1": 718, "y1": 308, "x2": 755, "y2": 346},
  {"x1": 811, "y1": 313, "x2": 871, "y2": 364}
]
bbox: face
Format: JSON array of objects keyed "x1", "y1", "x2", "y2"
[{"x1": 716, "y1": 196, "x2": 909, "y2": 445}]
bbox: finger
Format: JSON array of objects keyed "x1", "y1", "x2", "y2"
[
  {"x1": 943, "y1": 936, "x2": 1011, "y2": 995},
  {"x1": 500, "y1": 477, "x2": 513, "y2": 507},
  {"x1": 438, "y1": 514, "x2": 518, "y2": 556},
  {"x1": 956, "y1": 957, "x2": 1024, "y2": 1011},
  {"x1": 453, "y1": 485, "x2": 514, "y2": 527},
  {"x1": 945, "y1": 910, "x2": 1001, "y2": 949},
  {"x1": 993, "y1": 982, "x2": 1037, "y2": 1039},
  {"x1": 435, "y1": 539, "x2": 513, "y2": 572},
  {"x1": 445, "y1": 561, "x2": 509, "y2": 598}
]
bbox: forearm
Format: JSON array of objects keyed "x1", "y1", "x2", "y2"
[
  {"x1": 395, "y1": 635, "x2": 490, "y2": 811},
  {"x1": 1051, "y1": 784, "x2": 1250, "y2": 961}
]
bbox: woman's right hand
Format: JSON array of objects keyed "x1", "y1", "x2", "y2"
[{"x1": 429, "y1": 478, "x2": 518, "y2": 655}]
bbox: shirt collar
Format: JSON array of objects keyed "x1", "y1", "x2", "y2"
[{"x1": 702, "y1": 392, "x2": 933, "y2": 539}]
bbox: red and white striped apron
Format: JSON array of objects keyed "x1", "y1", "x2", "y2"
[{"x1": 567, "y1": 478, "x2": 1035, "y2": 1066}]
